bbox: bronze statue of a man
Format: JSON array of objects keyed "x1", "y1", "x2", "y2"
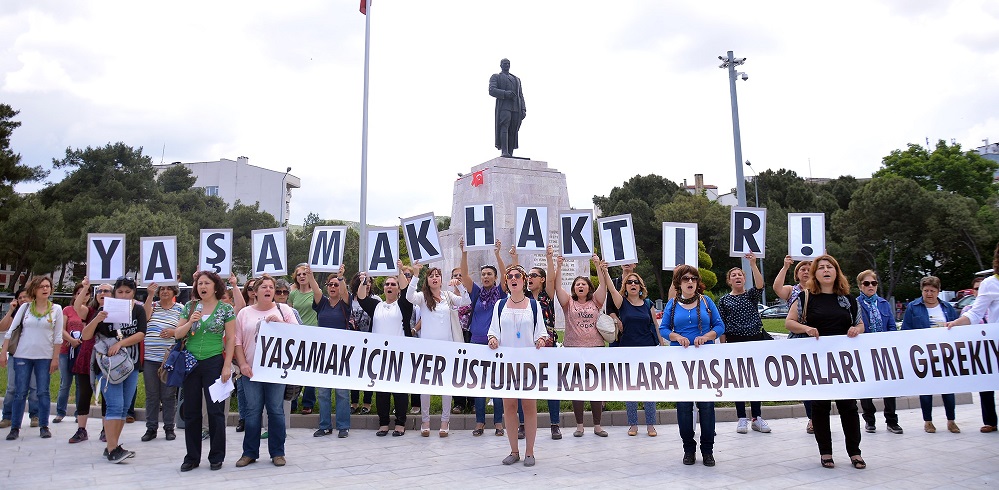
[{"x1": 488, "y1": 58, "x2": 526, "y2": 157}]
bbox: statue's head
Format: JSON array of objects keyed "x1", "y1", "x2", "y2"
[{"x1": 500, "y1": 58, "x2": 510, "y2": 72}]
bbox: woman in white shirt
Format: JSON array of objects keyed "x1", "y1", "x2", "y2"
[
  {"x1": 488, "y1": 265, "x2": 547, "y2": 467},
  {"x1": 407, "y1": 264, "x2": 470, "y2": 437}
]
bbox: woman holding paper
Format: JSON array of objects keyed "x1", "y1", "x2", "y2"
[
  {"x1": 407, "y1": 263, "x2": 470, "y2": 437},
  {"x1": 175, "y1": 271, "x2": 237, "y2": 472},
  {"x1": 902, "y1": 275, "x2": 961, "y2": 434},
  {"x1": 659, "y1": 265, "x2": 725, "y2": 467},
  {"x1": 234, "y1": 274, "x2": 299, "y2": 468},
  {"x1": 784, "y1": 255, "x2": 866, "y2": 470}
]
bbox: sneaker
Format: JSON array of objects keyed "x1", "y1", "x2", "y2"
[
  {"x1": 141, "y1": 429, "x2": 157, "y2": 442},
  {"x1": 125, "y1": 416, "x2": 135, "y2": 424},
  {"x1": 236, "y1": 419, "x2": 245, "y2": 432},
  {"x1": 99, "y1": 429, "x2": 106, "y2": 442},
  {"x1": 39, "y1": 427, "x2": 51, "y2": 438},
  {"x1": 201, "y1": 429, "x2": 210, "y2": 440},
  {"x1": 752, "y1": 417, "x2": 771, "y2": 433},
  {"x1": 948, "y1": 421, "x2": 960, "y2": 433},
  {"x1": 69, "y1": 427, "x2": 88, "y2": 443},
  {"x1": 338, "y1": 429, "x2": 349, "y2": 438},
  {"x1": 272, "y1": 456, "x2": 286, "y2": 466},
  {"x1": 260, "y1": 431, "x2": 269, "y2": 439},
  {"x1": 107, "y1": 446, "x2": 130, "y2": 464},
  {"x1": 682, "y1": 453, "x2": 695, "y2": 465},
  {"x1": 314, "y1": 428, "x2": 332, "y2": 437},
  {"x1": 736, "y1": 418, "x2": 749, "y2": 434},
  {"x1": 865, "y1": 422, "x2": 876, "y2": 433},
  {"x1": 551, "y1": 425, "x2": 562, "y2": 440},
  {"x1": 30, "y1": 417, "x2": 39, "y2": 428},
  {"x1": 5, "y1": 429, "x2": 19, "y2": 441},
  {"x1": 702, "y1": 454, "x2": 716, "y2": 467},
  {"x1": 235, "y1": 456, "x2": 256, "y2": 467},
  {"x1": 924, "y1": 421, "x2": 936, "y2": 433},
  {"x1": 0, "y1": 419, "x2": 9, "y2": 428},
  {"x1": 887, "y1": 423, "x2": 904, "y2": 434}
]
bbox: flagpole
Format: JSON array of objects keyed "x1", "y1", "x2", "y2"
[{"x1": 358, "y1": 0, "x2": 372, "y2": 273}]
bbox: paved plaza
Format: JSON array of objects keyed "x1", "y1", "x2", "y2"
[{"x1": 1, "y1": 397, "x2": 997, "y2": 489}]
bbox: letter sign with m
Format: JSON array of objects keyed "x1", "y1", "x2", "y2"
[
  {"x1": 252, "y1": 228, "x2": 288, "y2": 277},
  {"x1": 729, "y1": 207, "x2": 767, "y2": 258},
  {"x1": 401, "y1": 213, "x2": 443, "y2": 264},
  {"x1": 87, "y1": 233, "x2": 126, "y2": 284},
  {"x1": 140, "y1": 236, "x2": 178, "y2": 286},
  {"x1": 309, "y1": 226, "x2": 348, "y2": 272}
]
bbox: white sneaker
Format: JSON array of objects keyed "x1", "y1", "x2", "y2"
[
  {"x1": 752, "y1": 417, "x2": 772, "y2": 433},
  {"x1": 736, "y1": 418, "x2": 749, "y2": 434}
]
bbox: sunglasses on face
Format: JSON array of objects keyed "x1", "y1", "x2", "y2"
[
  {"x1": 275, "y1": 290, "x2": 289, "y2": 295},
  {"x1": 681, "y1": 276, "x2": 699, "y2": 283},
  {"x1": 528, "y1": 273, "x2": 543, "y2": 279},
  {"x1": 862, "y1": 280, "x2": 878, "y2": 287},
  {"x1": 625, "y1": 279, "x2": 641, "y2": 285},
  {"x1": 384, "y1": 283, "x2": 398, "y2": 288},
  {"x1": 97, "y1": 289, "x2": 112, "y2": 294},
  {"x1": 507, "y1": 272, "x2": 523, "y2": 280},
  {"x1": 326, "y1": 282, "x2": 339, "y2": 287}
]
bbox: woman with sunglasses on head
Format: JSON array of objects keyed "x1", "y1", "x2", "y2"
[
  {"x1": 1, "y1": 276, "x2": 63, "y2": 442},
  {"x1": 458, "y1": 237, "x2": 511, "y2": 436},
  {"x1": 81, "y1": 276, "x2": 147, "y2": 462},
  {"x1": 488, "y1": 264, "x2": 548, "y2": 466},
  {"x1": 141, "y1": 282, "x2": 184, "y2": 442},
  {"x1": 175, "y1": 271, "x2": 237, "y2": 472},
  {"x1": 660, "y1": 265, "x2": 725, "y2": 467},
  {"x1": 356, "y1": 261, "x2": 415, "y2": 436},
  {"x1": 304, "y1": 266, "x2": 353, "y2": 438},
  {"x1": 552, "y1": 252, "x2": 608, "y2": 438},
  {"x1": 773, "y1": 255, "x2": 816, "y2": 433},
  {"x1": 785, "y1": 255, "x2": 866, "y2": 470},
  {"x1": 598, "y1": 261, "x2": 663, "y2": 437},
  {"x1": 407, "y1": 261, "x2": 470, "y2": 437}
]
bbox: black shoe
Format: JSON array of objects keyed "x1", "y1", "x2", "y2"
[
  {"x1": 69, "y1": 427, "x2": 88, "y2": 443},
  {"x1": 5, "y1": 429, "x2": 19, "y2": 441},
  {"x1": 702, "y1": 454, "x2": 716, "y2": 467},
  {"x1": 107, "y1": 446, "x2": 131, "y2": 464},
  {"x1": 39, "y1": 427, "x2": 51, "y2": 438},
  {"x1": 338, "y1": 429, "x2": 349, "y2": 438},
  {"x1": 518, "y1": 424, "x2": 525, "y2": 440},
  {"x1": 210, "y1": 462, "x2": 223, "y2": 471},
  {"x1": 165, "y1": 429, "x2": 176, "y2": 441},
  {"x1": 236, "y1": 419, "x2": 245, "y2": 432},
  {"x1": 887, "y1": 423, "x2": 904, "y2": 434},
  {"x1": 141, "y1": 429, "x2": 157, "y2": 442},
  {"x1": 682, "y1": 453, "x2": 695, "y2": 465},
  {"x1": 864, "y1": 423, "x2": 876, "y2": 433},
  {"x1": 551, "y1": 425, "x2": 562, "y2": 440},
  {"x1": 99, "y1": 429, "x2": 106, "y2": 442},
  {"x1": 180, "y1": 461, "x2": 199, "y2": 472},
  {"x1": 313, "y1": 428, "x2": 332, "y2": 437}
]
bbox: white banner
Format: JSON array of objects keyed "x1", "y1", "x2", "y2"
[
  {"x1": 788, "y1": 213, "x2": 826, "y2": 261},
  {"x1": 199, "y1": 229, "x2": 233, "y2": 277},
  {"x1": 251, "y1": 322, "x2": 999, "y2": 402}
]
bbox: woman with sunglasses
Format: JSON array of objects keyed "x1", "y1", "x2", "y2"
[
  {"x1": 304, "y1": 266, "x2": 353, "y2": 438},
  {"x1": 356, "y1": 262, "x2": 414, "y2": 436},
  {"x1": 660, "y1": 265, "x2": 725, "y2": 467},
  {"x1": 855, "y1": 270, "x2": 903, "y2": 435},
  {"x1": 176, "y1": 271, "x2": 237, "y2": 471},
  {"x1": 1, "y1": 276, "x2": 63, "y2": 442},
  {"x1": 488, "y1": 264, "x2": 548, "y2": 466},
  {"x1": 552, "y1": 251, "x2": 608, "y2": 438},
  {"x1": 599, "y1": 264, "x2": 662, "y2": 437},
  {"x1": 772, "y1": 255, "x2": 815, "y2": 433},
  {"x1": 289, "y1": 264, "x2": 320, "y2": 415},
  {"x1": 515, "y1": 250, "x2": 563, "y2": 440},
  {"x1": 407, "y1": 262, "x2": 470, "y2": 436}
]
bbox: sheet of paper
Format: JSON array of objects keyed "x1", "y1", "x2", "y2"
[
  {"x1": 209, "y1": 376, "x2": 235, "y2": 403},
  {"x1": 102, "y1": 298, "x2": 132, "y2": 324}
]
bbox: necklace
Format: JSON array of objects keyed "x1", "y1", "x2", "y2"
[
  {"x1": 678, "y1": 294, "x2": 698, "y2": 305},
  {"x1": 30, "y1": 300, "x2": 53, "y2": 319},
  {"x1": 510, "y1": 295, "x2": 527, "y2": 304}
]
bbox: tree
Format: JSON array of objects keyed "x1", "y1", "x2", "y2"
[
  {"x1": 875, "y1": 140, "x2": 999, "y2": 205},
  {"x1": 655, "y1": 193, "x2": 729, "y2": 268},
  {"x1": 85, "y1": 204, "x2": 199, "y2": 279},
  {"x1": 286, "y1": 213, "x2": 360, "y2": 281},
  {"x1": 228, "y1": 201, "x2": 279, "y2": 276},
  {"x1": 0, "y1": 104, "x2": 47, "y2": 214},
  {"x1": 0, "y1": 195, "x2": 66, "y2": 290},
  {"x1": 157, "y1": 164, "x2": 198, "y2": 193}
]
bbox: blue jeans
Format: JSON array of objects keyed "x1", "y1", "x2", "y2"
[
  {"x1": 98, "y1": 368, "x2": 139, "y2": 421},
  {"x1": 920, "y1": 393, "x2": 956, "y2": 421},
  {"x1": 474, "y1": 397, "x2": 505, "y2": 425},
  {"x1": 676, "y1": 401, "x2": 715, "y2": 455},
  {"x1": 242, "y1": 379, "x2": 286, "y2": 459},
  {"x1": 236, "y1": 376, "x2": 249, "y2": 420},
  {"x1": 547, "y1": 399, "x2": 560, "y2": 425},
  {"x1": 626, "y1": 401, "x2": 656, "y2": 425},
  {"x1": 317, "y1": 387, "x2": 351, "y2": 430},
  {"x1": 735, "y1": 401, "x2": 762, "y2": 419},
  {"x1": 4, "y1": 360, "x2": 37, "y2": 420},
  {"x1": 56, "y1": 353, "x2": 77, "y2": 417},
  {"x1": 11, "y1": 357, "x2": 51, "y2": 429},
  {"x1": 302, "y1": 386, "x2": 316, "y2": 410}
]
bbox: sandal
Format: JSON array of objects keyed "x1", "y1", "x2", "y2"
[
  {"x1": 821, "y1": 458, "x2": 835, "y2": 469},
  {"x1": 573, "y1": 429, "x2": 584, "y2": 437},
  {"x1": 300, "y1": 408, "x2": 313, "y2": 415},
  {"x1": 359, "y1": 407, "x2": 371, "y2": 415},
  {"x1": 472, "y1": 428, "x2": 484, "y2": 437},
  {"x1": 494, "y1": 428, "x2": 505, "y2": 436},
  {"x1": 806, "y1": 420, "x2": 814, "y2": 434},
  {"x1": 439, "y1": 423, "x2": 449, "y2": 438},
  {"x1": 376, "y1": 429, "x2": 389, "y2": 437},
  {"x1": 421, "y1": 424, "x2": 430, "y2": 437},
  {"x1": 851, "y1": 457, "x2": 866, "y2": 469}
]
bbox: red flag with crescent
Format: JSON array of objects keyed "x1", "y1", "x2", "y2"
[{"x1": 471, "y1": 170, "x2": 485, "y2": 187}]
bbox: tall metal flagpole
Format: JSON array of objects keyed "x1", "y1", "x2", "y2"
[{"x1": 358, "y1": 0, "x2": 372, "y2": 272}]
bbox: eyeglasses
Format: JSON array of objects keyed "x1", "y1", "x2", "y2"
[
  {"x1": 528, "y1": 273, "x2": 543, "y2": 279},
  {"x1": 451, "y1": 274, "x2": 462, "y2": 279},
  {"x1": 625, "y1": 279, "x2": 641, "y2": 285},
  {"x1": 326, "y1": 282, "x2": 339, "y2": 288},
  {"x1": 275, "y1": 290, "x2": 289, "y2": 295},
  {"x1": 681, "y1": 276, "x2": 699, "y2": 283},
  {"x1": 507, "y1": 272, "x2": 523, "y2": 280},
  {"x1": 97, "y1": 288, "x2": 112, "y2": 294},
  {"x1": 295, "y1": 272, "x2": 308, "y2": 277},
  {"x1": 862, "y1": 280, "x2": 878, "y2": 287},
  {"x1": 384, "y1": 282, "x2": 398, "y2": 287}
]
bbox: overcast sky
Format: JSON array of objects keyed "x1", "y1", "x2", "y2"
[{"x1": 3, "y1": 0, "x2": 997, "y2": 226}]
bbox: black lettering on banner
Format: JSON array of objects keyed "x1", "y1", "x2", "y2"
[
  {"x1": 369, "y1": 232, "x2": 395, "y2": 270},
  {"x1": 259, "y1": 335, "x2": 276, "y2": 367},
  {"x1": 405, "y1": 220, "x2": 439, "y2": 261},
  {"x1": 312, "y1": 230, "x2": 342, "y2": 265},
  {"x1": 205, "y1": 233, "x2": 227, "y2": 273},
  {"x1": 871, "y1": 347, "x2": 901, "y2": 381},
  {"x1": 465, "y1": 205, "x2": 494, "y2": 246},
  {"x1": 601, "y1": 219, "x2": 628, "y2": 261},
  {"x1": 256, "y1": 234, "x2": 283, "y2": 272},
  {"x1": 675, "y1": 227, "x2": 686, "y2": 265},
  {"x1": 518, "y1": 208, "x2": 544, "y2": 248},
  {"x1": 734, "y1": 211, "x2": 762, "y2": 253},
  {"x1": 764, "y1": 356, "x2": 781, "y2": 387},
  {"x1": 562, "y1": 216, "x2": 590, "y2": 255},
  {"x1": 940, "y1": 342, "x2": 957, "y2": 376},
  {"x1": 94, "y1": 239, "x2": 121, "y2": 278},
  {"x1": 144, "y1": 242, "x2": 172, "y2": 281}
]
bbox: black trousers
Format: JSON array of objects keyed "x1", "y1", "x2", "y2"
[
  {"x1": 982, "y1": 391, "x2": 997, "y2": 427},
  {"x1": 812, "y1": 399, "x2": 861, "y2": 457},
  {"x1": 376, "y1": 392, "x2": 407, "y2": 428},
  {"x1": 182, "y1": 354, "x2": 226, "y2": 465},
  {"x1": 860, "y1": 397, "x2": 898, "y2": 425}
]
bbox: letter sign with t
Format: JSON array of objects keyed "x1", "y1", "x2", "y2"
[
  {"x1": 515, "y1": 206, "x2": 548, "y2": 252},
  {"x1": 662, "y1": 222, "x2": 698, "y2": 270},
  {"x1": 559, "y1": 210, "x2": 594, "y2": 259},
  {"x1": 87, "y1": 233, "x2": 126, "y2": 284},
  {"x1": 788, "y1": 213, "x2": 826, "y2": 261},
  {"x1": 252, "y1": 228, "x2": 288, "y2": 277},
  {"x1": 401, "y1": 213, "x2": 443, "y2": 264},
  {"x1": 199, "y1": 229, "x2": 233, "y2": 277},
  {"x1": 729, "y1": 207, "x2": 767, "y2": 258},
  {"x1": 140, "y1": 236, "x2": 178, "y2": 286},
  {"x1": 309, "y1": 226, "x2": 348, "y2": 272},
  {"x1": 597, "y1": 214, "x2": 637, "y2": 266},
  {"x1": 366, "y1": 227, "x2": 400, "y2": 276},
  {"x1": 463, "y1": 203, "x2": 495, "y2": 251}
]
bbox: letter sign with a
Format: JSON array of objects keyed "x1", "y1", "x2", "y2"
[
  {"x1": 252, "y1": 228, "x2": 287, "y2": 278},
  {"x1": 140, "y1": 236, "x2": 178, "y2": 286},
  {"x1": 366, "y1": 227, "x2": 400, "y2": 276}
]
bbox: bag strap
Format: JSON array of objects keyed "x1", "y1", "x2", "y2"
[{"x1": 801, "y1": 290, "x2": 810, "y2": 325}]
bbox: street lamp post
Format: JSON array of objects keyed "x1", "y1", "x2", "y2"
[
  {"x1": 718, "y1": 50, "x2": 751, "y2": 275},
  {"x1": 745, "y1": 160, "x2": 766, "y2": 305},
  {"x1": 279, "y1": 166, "x2": 292, "y2": 226}
]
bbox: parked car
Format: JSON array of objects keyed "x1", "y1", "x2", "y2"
[
  {"x1": 757, "y1": 304, "x2": 767, "y2": 314},
  {"x1": 952, "y1": 294, "x2": 976, "y2": 311},
  {"x1": 760, "y1": 304, "x2": 790, "y2": 319}
]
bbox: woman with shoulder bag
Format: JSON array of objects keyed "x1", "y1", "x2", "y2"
[{"x1": 141, "y1": 282, "x2": 183, "y2": 442}]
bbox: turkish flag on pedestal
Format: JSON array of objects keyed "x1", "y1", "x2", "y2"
[{"x1": 471, "y1": 170, "x2": 485, "y2": 187}]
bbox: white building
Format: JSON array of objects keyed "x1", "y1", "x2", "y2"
[{"x1": 154, "y1": 156, "x2": 301, "y2": 224}]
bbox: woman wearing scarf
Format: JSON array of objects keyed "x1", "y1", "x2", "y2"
[{"x1": 855, "y1": 270, "x2": 903, "y2": 435}]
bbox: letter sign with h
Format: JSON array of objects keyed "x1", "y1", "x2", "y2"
[{"x1": 463, "y1": 203, "x2": 496, "y2": 251}]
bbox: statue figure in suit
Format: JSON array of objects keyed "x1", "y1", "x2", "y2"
[{"x1": 488, "y1": 58, "x2": 526, "y2": 158}]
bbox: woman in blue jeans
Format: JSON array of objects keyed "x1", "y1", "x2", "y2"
[
  {"x1": 902, "y1": 275, "x2": 961, "y2": 433},
  {"x1": 307, "y1": 267, "x2": 353, "y2": 438},
  {"x1": 1, "y1": 276, "x2": 63, "y2": 441},
  {"x1": 659, "y1": 265, "x2": 724, "y2": 467}
]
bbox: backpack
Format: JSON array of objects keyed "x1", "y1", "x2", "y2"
[{"x1": 94, "y1": 335, "x2": 135, "y2": 385}]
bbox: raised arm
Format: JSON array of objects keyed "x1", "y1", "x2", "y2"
[
  {"x1": 75, "y1": 277, "x2": 91, "y2": 318},
  {"x1": 508, "y1": 245, "x2": 519, "y2": 268},
  {"x1": 545, "y1": 246, "x2": 557, "y2": 299},
  {"x1": 397, "y1": 260, "x2": 411, "y2": 290},
  {"x1": 494, "y1": 240, "x2": 507, "y2": 291},
  {"x1": 747, "y1": 252, "x2": 764, "y2": 289},
  {"x1": 143, "y1": 281, "x2": 157, "y2": 323},
  {"x1": 553, "y1": 254, "x2": 570, "y2": 308},
  {"x1": 772, "y1": 255, "x2": 794, "y2": 302},
  {"x1": 459, "y1": 237, "x2": 474, "y2": 292},
  {"x1": 603, "y1": 261, "x2": 624, "y2": 310},
  {"x1": 406, "y1": 262, "x2": 424, "y2": 307},
  {"x1": 591, "y1": 255, "x2": 606, "y2": 309},
  {"x1": 307, "y1": 268, "x2": 323, "y2": 305}
]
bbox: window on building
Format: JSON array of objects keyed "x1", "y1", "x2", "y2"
[{"x1": 204, "y1": 186, "x2": 219, "y2": 197}]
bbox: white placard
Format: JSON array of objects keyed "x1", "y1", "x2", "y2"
[
  {"x1": 86, "y1": 234, "x2": 126, "y2": 284},
  {"x1": 251, "y1": 228, "x2": 288, "y2": 277},
  {"x1": 463, "y1": 203, "x2": 496, "y2": 251},
  {"x1": 309, "y1": 226, "x2": 348, "y2": 272},
  {"x1": 101, "y1": 297, "x2": 133, "y2": 324},
  {"x1": 559, "y1": 210, "x2": 594, "y2": 259},
  {"x1": 514, "y1": 206, "x2": 548, "y2": 252},
  {"x1": 729, "y1": 207, "x2": 767, "y2": 258},
  {"x1": 401, "y1": 213, "x2": 443, "y2": 264},
  {"x1": 597, "y1": 214, "x2": 637, "y2": 266},
  {"x1": 788, "y1": 213, "x2": 826, "y2": 261},
  {"x1": 139, "y1": 236, "x2": 178, "y2": 286},
  {"x1": 662, "y1": 222, "x2": 698, "y2": 271},
  {"x1": 366, "y1": 226, "x2": 400, "y2": 277},
  {"x1": 199, "y1": 229, "x2": 233, "y2": 277}
]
